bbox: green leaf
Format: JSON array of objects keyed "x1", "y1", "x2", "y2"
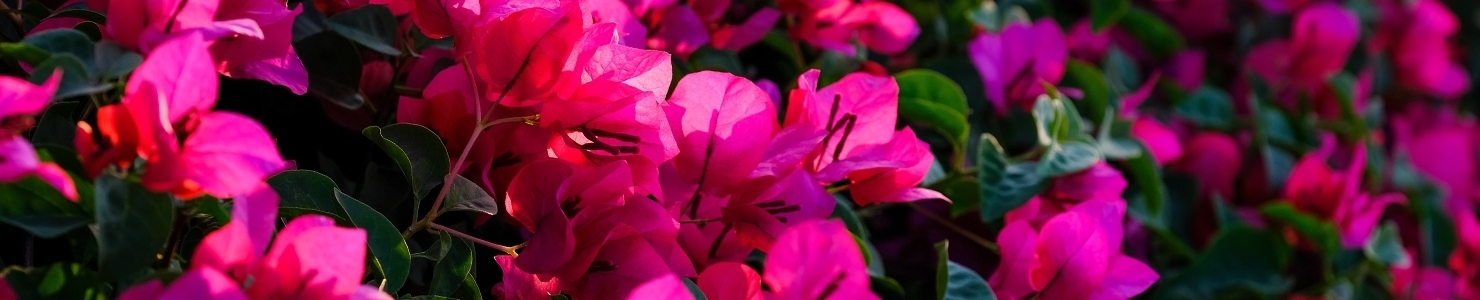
[
  {"x1": 326, "y1": 4, "x2": 402, "y2": 55},
  {"x1": 1117, "y1": 8, "x2": 1185, "y2": 58},
  {"x1": 2, "y1": 263, "x2": 106, "y2": 300},
  {"x1": 930, "y1": 175, "x2": 981, "y2": 218},
  {"x1": 32, "y1": 53, "x2": 108, "y2": 99},
  {"x1": 362, "y1": 123, "x2": 451, "y2": 203},
  {"x1": 0, "y1": 42, "x2": 51, "y2": 64},
  {"x1": 832, "y1": 194, "x2": 868, "y2": 240},
  {"x1": 682, "y1": 277, "x2": 708, "y2": 300},
  {"x1": 1174, "y1": 85, "x2": 1235, "y2": 129},
  {"x1": 23, "y1": 29, "x2": 94, "y2": 73},
  {"x1": 979, "y1": 134, "x2": 1047, "y2": 222},
  {"x1": 441, "y1": 174, "x2": 499, "y2": 216},
  {"x1": 1261, "y1": 202, "x2": 1341, "y2": 258},
  {"x1": 870, "y1": 275, "x2": 907, "y2": 298},
  {"x1": 897, "y1": 69, "x2": 971, "y2": 153},
  {"x1": 0, "y1": 177, "x2": 91, "y2": 238},
  {"x1": 941, "y1": 262, "x2": 994, "y2": 300},
  {"x1": 48, "y1": 8, "x2": 107, "y2": 24},
  {"x1": 1091, "y1": 0, "x2": 1130, "y2": 31},
  {"x1": 72, "y1": 22, "x2": 101, "y2": 41},
  {"x1": 1102, "y1": 48, "x2": 1140, "y2": 93},
  {"x1": 31, "y1": 101, "x2": 79, "y2": 147},
  {"x1": 896, "y1": 69, "x2": 970, "y2": 115},
  {"x1": 186, "y1": 195, "x2": 231, "y2": 225},
  {"x1": 268, "y1": 170, "x2": 351, "y2": 220},
  {"x1": 1154, "y1": 226, "x2": 1292, "y2": 298},
  {"x1": 94, "y1": 176, "x2": 175, "y2": 284},
  {"x1": 1037, "y1": 140, "x2": 1101, "y2": 177},
  {"x1": 688, "y1": 47, "x2": 744, "y2": 73},
  {"x1": 1123, "y1": 141, "x2": 1165, "y2": 216},
  {"x1": 93, "y1": 41, "x2": 142, "y2": 79},
  {"x1": 430, "y1": 231, "x2": 474, "y2": 296},
  {"x1": 334, "y1": 189, "x2": 411, "y2": 294},
  {"x1": 296, "y1": 31, "x2": 365, "y2": 109},
  {"x1": 1365, "y1": 221, "x2": 1410, "y2": 267},
  {"x1": 1031, "y1": 96, "x2": 1057, "y2": 146},
  {"x1": 1062, "y1": 61, "x2": 1111, "y2": 124}
]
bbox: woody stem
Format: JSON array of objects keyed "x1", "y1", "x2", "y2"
[
  {"x1": 678, "y1": 217, "x2": 723, "y2": 225},
  {"x1": 429, "y1": 223, "x2": 522, "y2": 256}
]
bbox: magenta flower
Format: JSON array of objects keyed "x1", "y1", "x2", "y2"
[
  {"x1": 788, "y1": 0, "x2": 919, "y2": 56},
  {"x1": 1046, "y1": 162, "x2": 1128, "y2": 204},
  {"x1": 992, "y1": 199, "x2": 1157, "y2": 300},
  {"x1": 764, "y1": 220, "x2": 879, "y2": 300},
  {"x1": 1172, "y1": 132, "x2": 1242, "y2": 200},
  {"x1": 1375, "y1": 0, "x2": 1470, "y2": 99},
  {"x1": 1245, "y1": 3, "x2": 1358, "y2": 105},
  {"x1": 663, "y1": 71, "x2": 778, "y2": 199},
  {"x1": 82, "y1": 33, "x2": 286, "y2": 199},
  {"x1": 775, "y1": 70, "x2": 946, "y2": 205},
  {"x1": 120, "y1": 185, "x2": 391, "y2": 300},
  {"x1": 468, "y1": 5, "x2": 584, "y2": 106},
  {"x1": 0, "y1": 72, "x2": 75, "y2": 200},
  {"x1": 1393, "y1": 250, "x2": 1456, "y2": 299},
  {"x1": 106, "y1": 0, "x2": 307, "y2": 93},
  {"x1": 698, "y1": 262, "x2": 763, "y2": 300},
  {"x1": 1150, "y1": 0, "x2": 1231, "y2": 40},
  {"x1": 1450, "y1": 211, "x2": 1480, "y2": 298},
  {"x1": 492, "y1": 255, "x2": 561, "y2": 299},
  {"x1": 969, "y1": 19, "x2": 1068, "y2": 114},
  {"x1": 1282, "y1": 136, "x2": 1403, "y2": 248}
]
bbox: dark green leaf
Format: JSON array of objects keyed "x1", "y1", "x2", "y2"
[
  {"x1": 682, "y1": 277, "x2": 708, "y2": 300},
  {"x1": 1037, "y1": 140, "x2": 1101, "y2": 177},
  {"x1": 1031, "y1": 96, "x2": 1056, "y2": 146},
  {"x1": 688, "y1": 47, "x2": 743, "y2": 73},
  {"x1": 23, "y1": 29, "x2": 94, "y2": 73},
  {"x1": 268, "y1": 170, "x2": 351, "y2": 220},
  {"x1": 1174, "y1": 85, "x2": 1235, "y2": 129},
  {"x1": 1365, "y1": 221, "x2": 1409, "y2": 267},
  {"x1": 93, "y1": 41, "x2": 142, "y2": 79},
  {"x1": 441, "y1": 175, "x2": 499, "y2": 216},
  {"x1": 430, "y1": 231, "x2": 474, "y2": 296},
  {"x1": 72, "y1": 22, "x2": 101, "y2": 41},
  {"x1": 871, "y1": 274, "x2": 907, "y2": 298},
  {"x1": 335, "y1": 189, "x2": 411, "y2": 294},
  {"x1": 454, "y1": 273, "x2": 483, "y2": 300},
  {"x1": 95, "y1": 176, "x2": 174, "y2": 284},
  {"x1": 1154, "y1": 227, "x2": 1292, "y2": 298},
  {"x1": 362, "y1": 123, "x2": 451, "y2": 203},
  {"x1": 47, "y1": 9, "x2": 107, "y2": 24},
  {"x1": 32, "y1": 53, "x2": 107, "y2": 99},
  {"x1": 930, "y1": 175, "x2": 981, "y2": 218},
  {"x1": 0, "y1": 42, "x2": 51, "y2": 64},
  {"x1": 1123, "y1": 141, "x2": 1165, "y2": 216},
  {"x1": 1062, "y1": 61, "x2": 1111, "y2": 124},
  {"x1": 1102, "y1": 48, "x2": 1140, "y2": 93},
  {"x1": 296, "y1": 32, "x2": 365, "y2": 109},
  {"x1": 30, "y1": 101, "x2": 80, "y2": 150},
  {"x1": 832, "y1": 194, "x2": 867, "y2": 240},
  {"x1": 186, "y1": 195, "x2": 231, "y2": 225},
  {"x1": 1261, "y1": 202, "x2": 1341, "y2": 258},
  {"x1": 1091, "y1": 0, "x2": 1129, "y2": 31},
  {"x1": 941, "y1": 262, "x2": 994, "y2": 300},
  {"x1": 896, "y1": 69, "x2": 970, "y2": 115},
  {"x1": 326, "y1": 4, "x2": 402, "y2": 55},
  {"x1": 2, "y1": 263, "x2": 106, "y2": 300},
  {"x1": 900, "y1": 98, "x2": 969, "y2": 153},
  {"x1": 1117, "y1": 8, "x2": 1185, "y2": 58},
  {"x1": 979, "y1": 134, "x2": 1047, "y2": 222},
  {"x1": 0, "y1": 177, "x2": 90, "y2": 238}
]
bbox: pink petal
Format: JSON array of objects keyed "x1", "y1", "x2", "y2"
[
  {"x1": 698, "y1": 262, "x2": 762, "y2": 300},
  {"x1": 647, "y1": 4, "x2": 710, "y2": 59},
  {"x1": 254, "y1": 217, "x2": 368, "y2": 300},
  {"x1": 231, "y1": 184, "x2": 281, "y2": 254},
  {"x1": 763, "y1": 220, "x2": 878, "y2": 300},
  {"x1": 158, "y1": 268, "x2": 248, "y2": 300},
  {"x1": 665, "y1": 71, "x2": 779, "y2": 194},
  {"x1": 711, "y1": 8, "x2": 780, "y2": 51},
  {"x1": 587, "y1": 0, "x2": 647, "y2": 47},
  {"x1": 627, "y1": 274, "x2": 694, "y2": 300},
  {"x1": 470, "y1": 5, "x2": 582, "y2": 106},
  {"x1": 848, "y1": 2, "x2": 919, "y2": 55},
  {"x1": 564, "y1": 225, "x2": 674, "y2": 298},
  {"x1": 31, "y1": 164, "x2": 78, "y2": 201},
  {"x1": 494, "y1": 255, "x2": 561, "y2": 299},
  {"x1": 182, "y1": 112, "x2": 288, "y2": 198},
  {"x1": 1069, "y1": 198, "x2": 1128, "y2": 252},
  {"x1": 990, "y1": 220, "x2": 1039, "y2": 300},
  {"x1": 583, "y1": 44, "x2": 674, "y2": 98},
  {"x1": 1129, "y1": 117, "x2": 1183, "y2": 165},
  {"x1": 1087, "y1": 255, "x2": 1158, "y2": 300},
  {"x1": 1031, "y1": 211, "x2": 1111, "y2": 300},
  {"x1": 1047, "y1": 162, "x2": 1128, "y2": 203},
  {"x1": 785, "y1": 71, "x2": 900, "y2": 167},
  {"x1": 190, "y1": 221, "x2": 258, "y2": 281},
  {"x1": 506, "y1": 160, "x2": 578, "y2": 275},
  {"x1": 847, "y1": 128, "x2": 943, "y2": 205},
  {"x1": 0, "y1": 136, "x2": 43, "y2": 182},
  {"x1": 126, "y1": 32, "x2": 218, "y2": 123},
  {"x1": 0, "y1": 71, "x2": 60, "y2": 117}
]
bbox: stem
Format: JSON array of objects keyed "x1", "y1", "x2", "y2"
[
  {"x1": 826, "y1": 184, "x2": 850, "y2": 194},
  {"x1": 679, "y1": 218, "x2": 722, "y2": 225},
  {"x1": 908, "y1": 203, "x2": 999, "y2": 253},
  {"x1": 430, "y1": 223, "x2": 522, "y2": 256},
  {"x1": 403, "y1": 59, "x2": 496, "y2": 238}
]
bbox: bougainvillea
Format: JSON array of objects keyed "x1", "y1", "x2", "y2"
[{"x1": 1, "y1": 0, "x2": 1479, "y2": 299}]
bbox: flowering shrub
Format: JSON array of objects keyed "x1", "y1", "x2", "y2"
[{"x1": 0, "y1": 0, "x2": 1476, "y2": 298}]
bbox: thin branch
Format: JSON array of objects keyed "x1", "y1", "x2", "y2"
[
  {"x1": 429, "y1": 223, "x2": 522, "y2": 256},
  {"x1": 908, "y1": 203, "x2": 999, "y2": 253}
]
